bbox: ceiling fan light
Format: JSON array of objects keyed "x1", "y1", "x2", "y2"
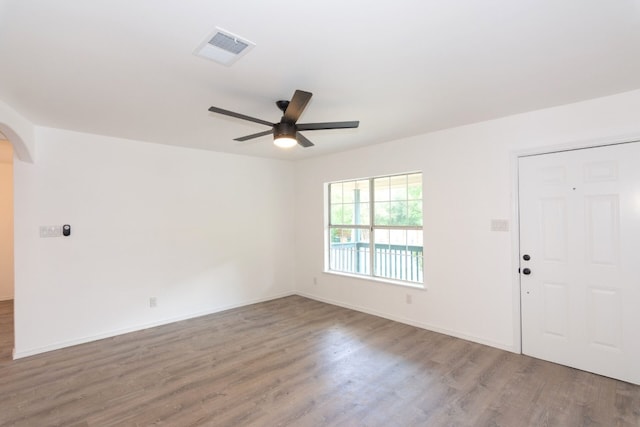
[
  {"x1": 274, "y1": 136, "x2": 297, "y2": 148},
  {"x1": 273, "y1": 122, "x2": 297, "y2": 148}
]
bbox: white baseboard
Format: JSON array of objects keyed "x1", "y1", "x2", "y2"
[
  {"x1": 13, "y1": 291, "x2": 295, "y2": 359},
  {"x1": 295, "y1": 291, "x2": 517, "y2": 354},
  {"x1": 12, "y1": 290, "x2": 517, "y2": 359}
]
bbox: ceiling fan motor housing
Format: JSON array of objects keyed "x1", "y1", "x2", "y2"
[
  {"x1": 274, "y1": 122, "x2": 297, "y2": 139},
  {"x1": 276, "y1": 100, "x2": 290, "y2": 112}
]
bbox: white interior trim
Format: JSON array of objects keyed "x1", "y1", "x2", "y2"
[
  {"x1": 13, "y1": 291, "x2": 295, "y2": 359},
  {"x1": 298, "y1": 291, "x2": 516, "y2": 353}
]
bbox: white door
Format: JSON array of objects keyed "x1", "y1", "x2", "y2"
[{"x1": 519, "y1": 142, "x2": 640, "y2": 385}]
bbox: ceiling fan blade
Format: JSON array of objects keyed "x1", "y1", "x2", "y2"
[
  {"x1": 296, "y1": 121, "x2": 359, "y2": 131},
  {"x1": 208, "y1": 106, "x2": 273, "y2": 127},
  {"x1": 234, "y1": 129, "x2": 273, "y2": 142},
  {"x1": 296, "y1": 132, "x2": 314, "y2": 148},
  {"x1": 283, "y1": 90, "x2": 312, "y2": 123}
]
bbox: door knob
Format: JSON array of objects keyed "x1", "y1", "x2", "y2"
[
  {"x1": 522, "y1": 268, "x2": 531, "y2": 275},
  {"x1": 523, "y1": 254, "x2": 531, "y2": 261}
]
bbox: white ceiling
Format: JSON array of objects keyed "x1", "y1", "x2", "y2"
[{"x1": 1, "y1": 0, "x2": 640, "y2": 160}]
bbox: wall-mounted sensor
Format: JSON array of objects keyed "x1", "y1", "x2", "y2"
[{"x1": 63, "y1": 224, "x2": 71, "y2": 236}]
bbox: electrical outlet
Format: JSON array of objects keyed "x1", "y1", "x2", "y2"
[
  {"x1": 149, "y1": 297, "x2": 157, "y2": 308},
  {"x1": 406, "y1": 294, "x2": 412, "y2": 304}
]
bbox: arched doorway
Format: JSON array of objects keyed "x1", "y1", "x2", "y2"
[
  {"x1": 0, "y1": 133, "x2": 14, "y2": 360},
  {"x1": 0, "y1": 110, "x2": 35, "y2": 360}
]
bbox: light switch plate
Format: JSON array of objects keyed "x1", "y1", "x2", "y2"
[
  {"x1": 490, "y1": 219, "x2": 509, "y2": 232},
  {"x1": 40, "y1": 225, "x2": 62, "y2": 238}
]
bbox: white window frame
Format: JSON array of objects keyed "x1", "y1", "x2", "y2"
[{"x1": 326, "y1": 172, "x2": 423, "y2": 286}]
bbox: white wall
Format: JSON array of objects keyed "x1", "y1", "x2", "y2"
[
  {"x1": 0, "y1": 140, "x2": 14, "y2": 301},
  {"x1": 7, "y1": 88, "x2": 640, "y2": 358},
  {"x1": 293, "y1": 89, "x2": 640, "y2": 352},
  {"x1": 13, "y1": 127, "x2": 295, "y2": 357}
]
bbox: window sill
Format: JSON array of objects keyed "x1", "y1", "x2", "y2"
[{"x1": 323, "y1": 270, "x2": 426, "y2": 291}]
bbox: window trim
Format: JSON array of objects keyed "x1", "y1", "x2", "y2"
[{"x1": 326, "y1": 172, "x2": 424, "y2": 286}]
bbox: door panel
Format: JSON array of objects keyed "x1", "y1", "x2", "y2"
[
  {"x1": 519, "y1": 142, "x2": 640, "y2": 385},
  {"x1": 542, "y1": 282, "x2": 568, "y2": 337},
  {"x1": 585, "y1": 195, "x2": 619, "y2": 265},
  {"x1": 588, "y1": 287, "x2": 621, "y2": 350},
  {"x1": 540, "y1": 197, "x2": 568, "y2": 261}
]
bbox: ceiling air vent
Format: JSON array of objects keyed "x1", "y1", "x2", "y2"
[{"x1": 194, "y1": 27, "x2": 255, "y2": 66}]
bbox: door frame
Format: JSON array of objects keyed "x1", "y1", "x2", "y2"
[{"x1": 509, "y1": 133, "x2": 640, "y2": 355}]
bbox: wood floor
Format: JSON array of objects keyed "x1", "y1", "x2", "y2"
[{"x1": 0, "y1": 296, "x2": 638, "y2": 426}]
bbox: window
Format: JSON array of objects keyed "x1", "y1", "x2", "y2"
[{"x1": 327, "y1": 172, "x2": 423, "y2": 284}]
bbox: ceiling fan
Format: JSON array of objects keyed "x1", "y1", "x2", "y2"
[{"x1": 208, "y1": 90, "x2": 359, "y2": 148}]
